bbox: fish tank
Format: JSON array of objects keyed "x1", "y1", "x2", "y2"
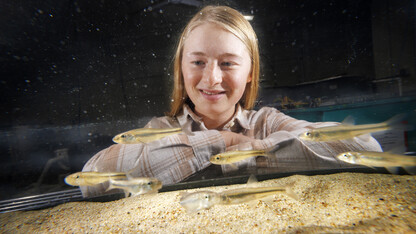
[{"x1": 1, "y1": 0, "x2": 416, "y2": 232}]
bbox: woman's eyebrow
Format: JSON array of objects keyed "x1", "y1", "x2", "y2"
[
  {"x1": 186, "y1": 52, "x2": 244, "y2": 60},
  {"x1": 221, "y1": 53, "x2": 243, "y2": 59},
  {"x1": 187, "y1": 51, "x2": 206, "y2": 56}
]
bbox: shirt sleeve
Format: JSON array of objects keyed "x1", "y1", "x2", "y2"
[
  {"x1": 80, "y1": 121, "x2": 225, "y2": 197},
  {"x1": 263, "y1": 108, "x2": 382, "y2": 151},
  {"x1": 261, "y1": 108, "x2": 383, "y2": 169},
  {"x1": 220, "y1": 107, "x2": 383, "y2": 175}
]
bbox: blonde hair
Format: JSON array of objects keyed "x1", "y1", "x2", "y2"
[{"x1": 168, "y1": 5, "x2": 260, "y2": 117}]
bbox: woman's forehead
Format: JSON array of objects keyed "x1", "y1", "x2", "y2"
[{"x1": 182, "y1": 23, "x2": 250, "y2": 59}]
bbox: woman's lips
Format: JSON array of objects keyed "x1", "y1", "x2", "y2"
[{"x1": 199, "y1": 89, "x2": 226, "y2": 100}]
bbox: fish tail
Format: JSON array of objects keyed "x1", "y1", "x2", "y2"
[
  {"x1": 105, "y1": 179, "x2": 115, "y2": 192},
  {"x1": 403, "y1": 166, "x2": 416, "y2": 175},
  {"x1": 385, "y1": 167, "x2": 401, "y2": 174},
  {"x1": 247, "y1": 174, "x2": 258, "y2": 184},
  {"x1": 257, "y1": 150, "x2": 270, "y2": 157},
  {"x1": 284, "y1": 183, "x2": 299, "y2": 200},
  {"x1": 384, "y1": 114, "x2": 412, "y2": 131},
  {"x1": 125, "y1": 169, "x2": 134, "y2": 180},
  {"x1": 106, "y1": 179, "x2": 131, "y2": 197},
  {"x1": 266, "y1": 138, "x2": 296, "y2": 155}
]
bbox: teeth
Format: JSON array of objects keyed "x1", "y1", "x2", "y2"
[
  {"x1": 202, "y1": 90, "x2": 222, "y2": 95},
  {"x1": 202, "y1": 90, "x2": 215, "y2": 95}
]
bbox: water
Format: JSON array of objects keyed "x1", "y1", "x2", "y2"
[{"x1": 0, "y1": 2, "x2": 415, "y2": 228}]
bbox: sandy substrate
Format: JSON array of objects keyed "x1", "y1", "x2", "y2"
[{"x1": 1, "y1": 172, "x2": 415, "y2": 233}]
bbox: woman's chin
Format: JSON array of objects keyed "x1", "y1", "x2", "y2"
[{"x1": 195, "y1": 105, "x2": 234, "y2": 118}]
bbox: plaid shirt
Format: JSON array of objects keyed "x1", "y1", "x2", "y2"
[{"x1": 81, "y1": 105, "x2": 382, "y2": 197}]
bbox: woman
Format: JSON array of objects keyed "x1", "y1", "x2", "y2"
[{"x1": 81, "y1": 6, "x2": 381, "y2": 197}]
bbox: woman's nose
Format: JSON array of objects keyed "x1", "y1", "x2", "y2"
[{"x1": 203, "y1": 62, "x2": 222, "y2": 86}]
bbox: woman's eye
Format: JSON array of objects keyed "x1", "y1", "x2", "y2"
[
  {"x1": 192, "y1": 61, "x2": 204, "y2": 66},
  {"x1": 221, "y1": 62, "x2": 233, "y2": 67}
]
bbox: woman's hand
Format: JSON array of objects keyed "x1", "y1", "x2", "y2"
[{"x1": 219, "y1": 131, "x2": 256, "y2": 147}]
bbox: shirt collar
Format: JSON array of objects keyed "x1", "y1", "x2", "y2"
[
  {"x1": 233, "y1": 104, "x2": 251, "y2": 130},
  {"x1": 177, "y1": 104, "x2": 251, "y2": 131},
  {"x1": 176, "y1": 104, "x2": 200, "y2": 128}
]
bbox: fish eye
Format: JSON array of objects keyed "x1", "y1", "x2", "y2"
[
  {"x1": 121, "y1": 134, "x2": 126, "y2": 138},
  {"x1": 215, "y1": 156, "x2": 220, "y2": 160},
  {"x1": 148, "y1": 182, "x2": 153, "y2": 185},
  {"x1": 76, "y1": 175, "x2": 80, "y2": 179},
  {"x1": 341, "y1": 154, "x2": 351, "y2": 159},
  {"x1": 204, "y1": 195, "x2": 209, "y2": 199},
  {"x1": 305, "y1": 132, "x2": 311, "y2": 136}
]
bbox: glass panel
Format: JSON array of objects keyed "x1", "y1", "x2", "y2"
[{"x1": 1, "y1": 0, "x2": 415, "y2": 207}]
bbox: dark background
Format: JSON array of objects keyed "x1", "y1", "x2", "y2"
[{"x1": 1, "y1": 0, "x2": 415, "y2": 200}]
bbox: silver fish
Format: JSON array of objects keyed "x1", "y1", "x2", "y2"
[
  {"x1": 106, "y1": 177, "x2": 162, "y2": 197},
  {"x1": 180, "y1": 176, "x2": 298, "y2": 213},
  {"x1": 179, "y1": 191, "x2": 222, "y2": 213},
  {"x1": 336, "y1": 150, "x2": 416, "y2": 174},
  {"x1": 113, "y1": 119, "x2": 193, "y2": 144},
  {"x1": 113, "y1": 128, "x2": 184, "y2": 144},
  {"x1": 221, "y1": 186, "x2": 298, "y2": 204},
  {"x1": 299, "y1": 114, "x2": 408, "y2": 142},
  {"x1": 210, "y1": 139, "x2": 294, "y2": 165},
  {"x1": 64, "y1": 171, "x2": 127, "y2": 186},
  {"x1": 210, "y1": 150, "x2": 269, "y2": 165}
]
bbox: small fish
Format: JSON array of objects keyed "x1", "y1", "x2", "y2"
[
  {"x1": 221, "y1": 185, "x2": 298, "y2": 204},
  {"x1": 210, "y1": 138, "x2": 294, "y2": 165},
  {"x1": 336, "y1": 150, "x2": 416, "y2": 174},
  {"x1": 64, "y1": 171, "x2": 127, "y2": 186},
  {"x1": 179, "y1": 176, "x2": 298, "y2": 213},
  {"x1": 299, "y1": 114, "x2": 408, "y2": 142},
  {"x1": 113, "y1": 119, "x2": 193, "y2": 144},
  {"x1": 179, "y1": 191, "x2": 222, "y2": 213},
  {"x1": 210, "y1": 150, "x2": 269, "y2": 165},
  {"x1": 106, "y1": 177, "x2": 162, "y2": 197},
  {"x1": 113, "y1": 128, "x2": 185, "y2": 144}
]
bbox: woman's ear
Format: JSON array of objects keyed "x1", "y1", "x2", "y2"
[{"x1": 246, "y1": 74, "x2": 252, "y2": 83}]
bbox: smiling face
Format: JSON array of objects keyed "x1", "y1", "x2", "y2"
[{"x1": 181, "y1": 23, "x2": 252, "y2": 127}]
